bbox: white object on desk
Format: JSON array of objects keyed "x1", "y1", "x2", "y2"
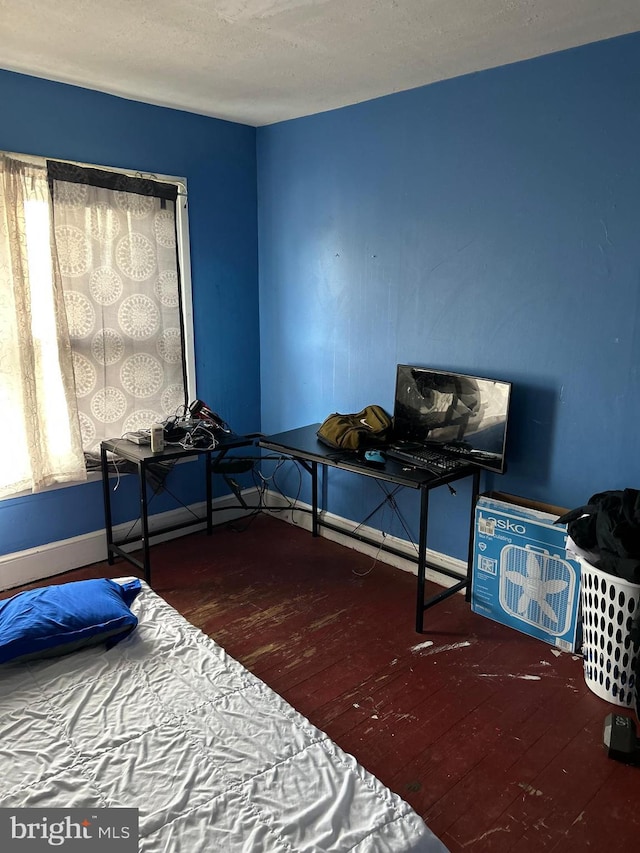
[{"x1": 150, "y1": 423, "x2": 165, "y2": 453}]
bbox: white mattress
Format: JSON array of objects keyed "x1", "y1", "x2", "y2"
[{"x1": 0, "y1": 581, "x2": 448, "y2": 852}]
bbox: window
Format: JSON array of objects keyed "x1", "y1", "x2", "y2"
[{"x1": 0, "y1": 153, "x2": 195, "y2": 497}]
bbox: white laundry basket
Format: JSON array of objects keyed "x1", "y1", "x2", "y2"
[{"x1": 579, "y1": 556, "x2": 640, "y2": 707}]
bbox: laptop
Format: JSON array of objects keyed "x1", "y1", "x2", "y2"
[{"x1": 386, "y1": 365, "x2": 512, "y2": 474}]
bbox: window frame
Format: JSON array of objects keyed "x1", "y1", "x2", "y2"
[{"x1": 0, "y1": 152, "x2": 197, "y2": 501}]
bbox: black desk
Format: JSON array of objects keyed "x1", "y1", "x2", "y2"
[
  {"x1": 259, "y1": 425, "x2": 481, "y2": 632},
  {"x1": 101, "y1": 433, "x2": 255, "y2": 583}
]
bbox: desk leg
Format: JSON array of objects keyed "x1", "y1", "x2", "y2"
[
  {"x1": 101, "y1": 444, "x2": 114, "y2": 566},
  {"x1": 138, "y1": 462, "x2": 151, "y2": 584},
  {"x1": 206, "y1": 451, "x2": 213, "y2": 536},
  {"x1": 416, "y1": 486, "x2": 430, "y2": 633},
  {"x1": 465, "y1": 469, "x2": 481, "y2": 602},
  {"x1": 311, "y1": 461, "x2": 320, "y2": 537}
]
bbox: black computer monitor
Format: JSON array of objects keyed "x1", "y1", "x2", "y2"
[{"x1": 392, "y1": 364, "x2": 512, "y2": 472}]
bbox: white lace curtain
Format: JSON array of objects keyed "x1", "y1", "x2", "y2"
[
  {"x1": 48, "y1": 164, "x2": 186, "y2": 456},
  {"x1": 0, "y1": 156, "x2": 86, "y2": 496},
  {"x1": 0, "y1": 156, "x2": 187, "y2": 497}
]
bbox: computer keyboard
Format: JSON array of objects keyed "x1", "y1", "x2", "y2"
[{"x1": 386, "y1": 446, "x2": 469, "y2": 473}]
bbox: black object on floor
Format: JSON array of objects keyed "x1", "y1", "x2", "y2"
[{"x1": 603, "y1": 713, "x2": 640, "y2": 765}]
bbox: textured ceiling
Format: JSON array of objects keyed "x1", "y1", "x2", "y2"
[{"x1": 1, "y1": 1, "x2": 640, "y2": 126}]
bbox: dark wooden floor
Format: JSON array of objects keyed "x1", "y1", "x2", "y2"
[{"x1": 6, "y1": 514, "x2": 640, "y2": 851}]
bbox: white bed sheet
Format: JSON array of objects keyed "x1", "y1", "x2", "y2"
[{"x1": 0, "y1": 581, "x2": 448, "y2": 853}]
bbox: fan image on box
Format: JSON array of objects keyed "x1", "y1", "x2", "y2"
[{"x1": 499, "y1": 545, "x2": 577, "y2": 635}]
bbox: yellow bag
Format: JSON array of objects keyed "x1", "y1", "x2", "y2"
[{"x1": 317, "y1": 405, "x2": 392, "y2": 450}]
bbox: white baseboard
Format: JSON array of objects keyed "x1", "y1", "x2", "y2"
[
  {"x1": 262, "y1": 490, "x2": 467, "y2": 590},
  {"x1": 0, "y1": 490, "x2": 258, "y2": 592},
  {"x1": 1, "y1": 487, "x2": 468, "y2": 595}
]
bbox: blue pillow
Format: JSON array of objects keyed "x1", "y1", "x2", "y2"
[{"x1": 0, "y1": 578, "x2": 142, "y2": 665}]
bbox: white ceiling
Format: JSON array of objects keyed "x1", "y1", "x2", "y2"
[{"x1": 2, "y1": 1, "x2": 640, "y2": 127}]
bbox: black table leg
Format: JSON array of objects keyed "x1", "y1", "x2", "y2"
[
  {"x1": 101, "y1": 444, "x2": 115, "y2": 566},
  {"x1": 311, "y1": 461, "x2": 319, "y2": 537},
  {"x1": 415, "y1": 485, "x2": 429, "y2": 632},
  {"x1": 206, "y1": 450, "x2": 213, "y2": 536},
  {"x1": 465, "y1": 469, "x2": 481, "y2": 602},
  {"x1": 138, "y1": 461, "x2": 151, "y2": 584}
]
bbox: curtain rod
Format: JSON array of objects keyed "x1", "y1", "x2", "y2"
[{"x1": 2, "y1": 149, "x2": 187, "y2": 199}]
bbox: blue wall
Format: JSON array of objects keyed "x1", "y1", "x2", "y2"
[
  {"x1": 3, "y1": 31, "x2": 640, "y2": 566},
  {"x1": 256, "y1": 33, "x2": 640, "y2": 560},
  {"x1": 0, "y1": 70, "x2": 260, "y2": 556}
]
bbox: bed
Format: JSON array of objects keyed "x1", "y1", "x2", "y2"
[{"x1": 0, "y1": 579, "x2": 447, "y2": 852}]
